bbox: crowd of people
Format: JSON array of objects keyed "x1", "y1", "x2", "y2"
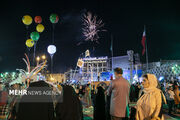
[
  {"x1": 0, "y1": 79, "x2": 83, "y2": 120},
  {"x1": 0, "y1": 67, "x2": 180, "y2": 120},
  {"x1": 163, "y1": 80, "x2": 180, "y2": 115}
]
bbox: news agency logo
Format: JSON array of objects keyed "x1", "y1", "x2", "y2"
[
  {"x1": 9, "y1": 90, "x2": 27, "y2": 95},
  {"x1": 9, "y1": 89, "x2": 59, "y2": 96}
]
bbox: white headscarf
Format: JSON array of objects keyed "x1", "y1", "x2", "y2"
[
  {"x1": 143, "y1": 74, "x2": 159, "y2": 93},
  {"x1": 136, "y1": 74, "x2": 162, "y2": 120}
]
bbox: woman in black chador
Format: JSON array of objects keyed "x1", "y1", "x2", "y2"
[
  {"x1": 16, "y1": 80, "x2": 55, "y2": 120},
  {"x1": 55, "y1": 85, "x2": 83, "y2": 120},
  {"x1": 94, "y1": 86, "x2": 106, "y2": 120}
]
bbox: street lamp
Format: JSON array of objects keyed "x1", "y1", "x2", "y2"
[
  {"x1": 47, "y1": 45, "x2": 56, "y2": 73},
  {"x1": 36, "y1": 56, "x2": 40, "y2": 65},
  {"x1": 127, "y1": 50, "x2": 134, "y2": 84},
  {"x1": 36, "y1": 56, "x2": 40, "y2": 61},
  {"x1": 42, "y1": 55, "x2": 46, "y2": 60}
]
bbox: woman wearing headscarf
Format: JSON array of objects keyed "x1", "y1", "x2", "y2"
[
  {"x1": 55, "y1": 85, "x2": 83, "y2": 120},
  {"x1": 85, "y1": 84, "x2": 91, "y2": 107},
  {"x1": 93, "y1": 86, "x2": 106, "y2": 120},
  {"x1": 136, "y1": 74, "x2": 163, "y2": 120},
  {"x1": 16, "y1": 80, "x2": 55, "y2": 120}
]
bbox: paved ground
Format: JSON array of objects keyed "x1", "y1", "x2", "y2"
[
  {"x1": 161, "y1": 104, "x2": 180, "y2": 120},
  {"x1": 164, "y1": 114, "x2": 180, "y2": 120},
  {"x1": 83, "y1": 103, "x2": 180, "y2": 120}
]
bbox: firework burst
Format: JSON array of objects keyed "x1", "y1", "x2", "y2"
[{"x1": 81, "y1": 12, "x2": 105, "y2": 44}]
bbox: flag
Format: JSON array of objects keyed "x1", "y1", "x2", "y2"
[{"x1": 141, "y1": 28, "x2": 146, "y2": 56}]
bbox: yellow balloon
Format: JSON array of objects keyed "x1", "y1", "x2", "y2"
[
  {"x1": 22, "y1": 15, "x2": 33, "y2": 25},
  {"x1": 36, "y1": 24, "x2": 45, "y2": 33},
  {"x1": 26, "y1": 39, "x2": 34, "y2": 47}
]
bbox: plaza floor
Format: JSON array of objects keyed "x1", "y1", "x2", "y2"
[{"x1": 83, "y1": 103, "x2": 180, "y2": 120}]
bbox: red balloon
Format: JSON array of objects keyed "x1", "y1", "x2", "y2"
[
  {"x1": 34, "y1": 16, "x2": 42, "y2": 24},
  {"x1": 55, "y1": 15, "x2": 59, "y2": 23}
]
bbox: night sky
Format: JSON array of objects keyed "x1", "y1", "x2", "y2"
[{"x1": 0, "y1": 0, "x2": 180, "y2": 73}]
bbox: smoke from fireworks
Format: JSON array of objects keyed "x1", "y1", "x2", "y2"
[{"x1": 80, "y1": 12, "x2": 105, "y2": 45}]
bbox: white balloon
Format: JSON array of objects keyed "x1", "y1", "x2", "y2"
[{"x1": 47, "y1": 45, "x2": 56, "y2": 54}]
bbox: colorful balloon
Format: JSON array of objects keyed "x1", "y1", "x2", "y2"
[
  {"x1": 36, "y1": 24, "x2": 45, "y2": 33},
  {"x1": 26, "y1": 39, "x2": 34, "y2": 47},
  {"x1": 22, "y1": 15, "x2": 33, "y2": 25},
  {"x1": 30, "y1": 32, "x2": 40, "y2": 41},
  {"x1": 34, "y1": 16, "x2": 42, "y2": 24},
  {"x1": 50, "y1": 14, "x2": 59, "y2": 23}
]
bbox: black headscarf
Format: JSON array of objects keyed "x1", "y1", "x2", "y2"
[
  {"x1": 16, "y1": 81, "x2": 55, "y2": 120},
  {"x1": 94, "y1": 86, "x2": 106, "y2": 120},
  {"x1": 55, "y1": 85, "x2": 83, "y2": 120}
]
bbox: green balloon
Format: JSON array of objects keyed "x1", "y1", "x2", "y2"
[
  {"x1": 30, "y1": 31, "x2": 40, "y2": 41},
  {"x1": 50, "y1": 14, "x2": 59, "y2": 23}
]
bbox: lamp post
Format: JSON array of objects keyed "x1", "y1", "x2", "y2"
[
  {"x1": 47, "y1": 45, "x2": 56, "y2": 73},
  {"x1": 41, "y1": 55, "x2": 46, "y2": 74},
  {"x1": 36, "y1": 56, "x2": 40, "y2": 65},
  {"x1": 41, "y1": 55, "x2": 46, "y2": 61},
  {"x1": 127, "y1": 50, "x2": 134, "y2": 84}
]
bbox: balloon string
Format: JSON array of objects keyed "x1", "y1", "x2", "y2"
[
  {"x1": 33, "y1": 42, "x2": 37, "y2": 66},
  {"x1": 52, "y1": 24, "x2": 55, "y2": 44},
  {"x1": 26, "y1": 26, "x2": 30, "y2": 58},
  {"x1": 50, "y1": 55, "x2": 54, "y2": 73},
  {"x1": 26, "y1": 25, "x2": 29, "y2": 39}
]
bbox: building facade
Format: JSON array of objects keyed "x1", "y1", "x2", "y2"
[
  {"x1": 64, "y1": 57, "x2": 111, "y2": 83},
  {"x1": 81, "y1": 56, "x2": 110, "y2": 81},
  {"x1": 64, "y1": 51, "x2": 141, "y2": 83},
  {"x1": 143, "y1": 60, "x2": 180, "y2": 81}
]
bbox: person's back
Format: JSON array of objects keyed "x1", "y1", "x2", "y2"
[
  {"x1": 111, "y1": 77, "x2": 130, "y2": 116},
  {"x1": 55, "y1": 85, "x2": 83, "y2": 120},
  {"x1": 129, "y1": 85, "x2": 135, "y2": 102},
  {"x1": 107, "y1": 68, "x2": 130, "y2": 119},
  {"x1": 94, "y1": 86, "x2": 106, "y2": 120},
  {"x1": 16, "y1": 81, "x2": 54, "y2": 120}
]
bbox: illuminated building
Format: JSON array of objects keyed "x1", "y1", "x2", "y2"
[{"x1": 81, "y1": 56, "x2": 111, "y2": 82}]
